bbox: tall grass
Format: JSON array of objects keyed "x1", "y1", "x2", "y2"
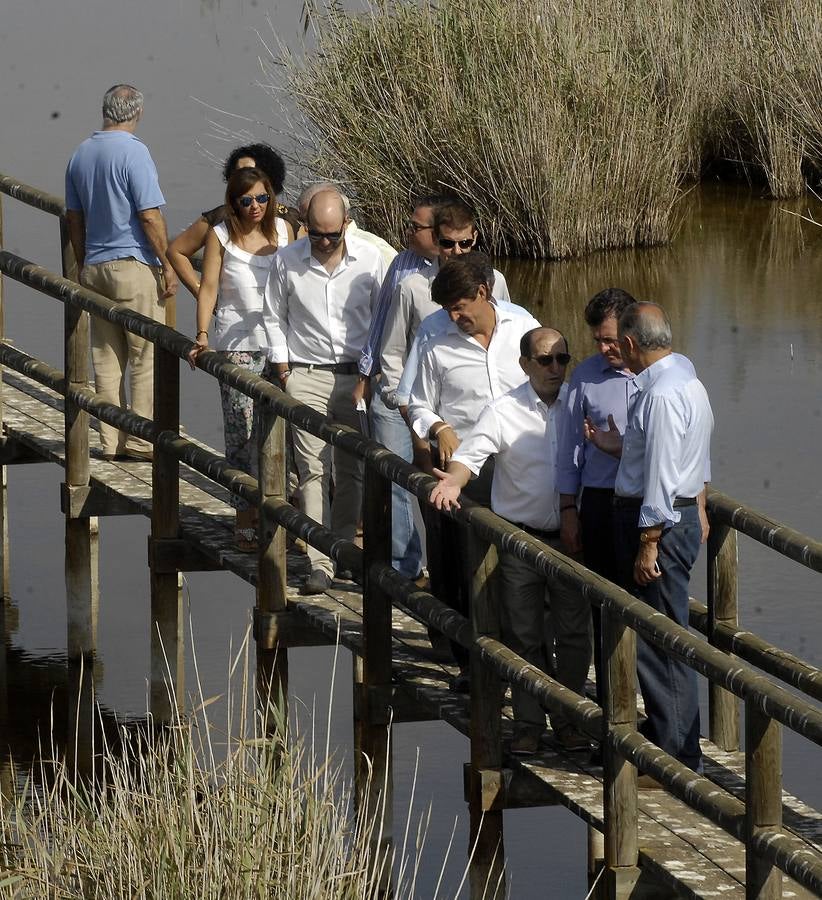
[
  {"x1": 262, "y1": 0, "x2": 822, "y2": 257},
  {"x1": 0, "y1": 635, "x2": 452, "y2": 899}
]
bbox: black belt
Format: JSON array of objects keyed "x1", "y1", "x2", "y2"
[
  {"x1": 515, "y1": 523, "x2": 561, "y2": 541},
  {"x1": 613, "y1": 495, "x2": 697, "y2": 509},
  {"x1": 582, "y1": 486, "x2": 614, "y2": 497},
  {"x1": 291, "y1": 361, "x2": 358, "y2": 375}
]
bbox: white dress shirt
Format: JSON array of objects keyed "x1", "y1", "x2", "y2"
[
  {"x1": 615, "y1": 353, "x2": 714, "y2": 528},
  {"x1": 395, "y1": 298, "x2": 533, "y2": 409},
  {"x1": 408, "y1": 303, "x2": 542, "y2": 439},
  {"x1": 453, "y1": 381, "x2": 568, "y2": 531},
  {"x1": 380, "y1": 262, "x2": 512, "y2": 405},
  {"x1": 263, "y1": 231, "x2": 386, "y2": 364}
]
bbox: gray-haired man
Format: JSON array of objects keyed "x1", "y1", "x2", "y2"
[{"x1": 65, "y1": 84, "x2": 177, "y2": 460}]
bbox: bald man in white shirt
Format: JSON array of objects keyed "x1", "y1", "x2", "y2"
[
  {"x1": 431, "y1": 327, "x2": 592, "y2": 754},
  {"x1": 264, "y1": 190, "x2": 386, "y2": 594}
]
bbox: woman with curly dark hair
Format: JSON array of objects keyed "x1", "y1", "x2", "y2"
[{"x1": 168, "y1": 143, "x2": 298, "y2": 297}]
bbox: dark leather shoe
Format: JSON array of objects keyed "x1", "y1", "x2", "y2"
[{"x1": 299, "y1": 570, "x2": 333, "y2": 595}]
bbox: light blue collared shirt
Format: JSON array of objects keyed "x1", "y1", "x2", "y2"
[
  {"x1": 557, "y1": 353, "x2": 635, "y2": 494},
  {"x1": 614, "y1": 354, "x2": 714, "y2": 528},
  {"x1": 357, "y1": 249, "x2": 432, "y2": 377}
]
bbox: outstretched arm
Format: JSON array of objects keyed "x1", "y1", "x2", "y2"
[{"x1": 429, "y1": 461, "x2": 472, "y2": 511}]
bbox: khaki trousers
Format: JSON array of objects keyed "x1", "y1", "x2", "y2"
[
  {"x1": 81, "y1": 258, "x2": 164, "y2": 456},
  {"x1": 285, "y1": 368, "x2": 363, "y2": 577}
]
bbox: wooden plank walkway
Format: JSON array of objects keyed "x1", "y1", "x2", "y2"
[{"x1": 3, "y1": 367, "x2": 821, "y2": 899}]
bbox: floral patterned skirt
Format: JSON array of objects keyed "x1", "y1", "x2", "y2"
[{"x1": 218, "y1": 350, "x2": 267, "y2": 511}]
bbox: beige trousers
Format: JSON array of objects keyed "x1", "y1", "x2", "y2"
[
  {"x1": 285, "y1": 367, "x2": 363, "y2": 577},
  {"x1": 81, "y1": 258, "x2": 164, "y2": 456}
]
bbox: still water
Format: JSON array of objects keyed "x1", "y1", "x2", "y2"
[{"x1": 3, "y1": 0, "x2": 822, "y2": 896}]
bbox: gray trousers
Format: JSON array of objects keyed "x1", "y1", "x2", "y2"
[{"x1": 499, "y1": 545, "x2": 592, "y2": 733}]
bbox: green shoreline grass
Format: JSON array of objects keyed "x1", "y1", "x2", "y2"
[{"x1": 265, "y1": 0, "x2": 822, "y2": 258}]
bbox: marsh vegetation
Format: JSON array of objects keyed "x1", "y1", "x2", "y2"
[{"x1": 267, "y1": 0, "x2": 822, "y2": 257}]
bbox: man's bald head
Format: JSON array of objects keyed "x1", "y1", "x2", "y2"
[
  {"x1": 306, "y1": 190, "x2": 347, "y2": 228},
  {"x1": 520, "y1": 326, "x2": 567, "y2": 359},
  {"x1": 618, "y1": 302, "x2": 672, "y2": 351}
]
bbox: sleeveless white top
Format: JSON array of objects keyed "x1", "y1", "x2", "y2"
[{"x1": 212, "y1": 219, "x2": 289, "y2": 351}]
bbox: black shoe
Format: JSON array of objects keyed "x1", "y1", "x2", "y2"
[{"x1": 299, "y1": 570, "x2": 333, "y2": 595}]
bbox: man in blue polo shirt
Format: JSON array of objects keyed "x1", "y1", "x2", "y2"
[{"x1": 65, "y1": 84, "x2": 177, "y2": 460}]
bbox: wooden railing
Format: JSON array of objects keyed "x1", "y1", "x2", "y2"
[{"x1": 2, "y1": 172, "x2": 822, "y2": 899}]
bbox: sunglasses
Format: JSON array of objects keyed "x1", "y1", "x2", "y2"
[
  {"x1": 530, "y1": 352, "x2": 571, "y2": 367},
  {"x1": 437, "y1": 236, "x2": 476, "y2": 249},
  {"x1": 407, "y1": 220, "x2": 434, "y2": 233},
  {"x1": 237, "y1": 193, "x2": 270, "y2": 208},
  {"x1": 308, "y1": 229, "x2": 344, "y2": 243}
]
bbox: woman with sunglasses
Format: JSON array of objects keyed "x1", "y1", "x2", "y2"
[
  {"x1": 187, "y1": 167, "x2": 287, "y2": 551},
  {"x1": 168, "y1": 143, "x2": 298, "y2": 298}
]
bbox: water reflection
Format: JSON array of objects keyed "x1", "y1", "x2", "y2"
[
  {"x1": 1, "y1": 598, "x2": 119, "y2": 799},
  {"x1": 502, "y1": 183, "x2": 822, "y2": 367}
]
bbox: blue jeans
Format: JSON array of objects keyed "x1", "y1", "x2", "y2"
[
  {"x1": 369, "y1": 385, "x2": 423, "y2": 579},
  {"x1": 614, "y1": 504, "x2": 702, "y2": 771}
]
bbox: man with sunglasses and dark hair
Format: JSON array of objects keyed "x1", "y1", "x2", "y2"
[
  {"x1": 430, "y1": 327, "x2": 591, "y2": 753},
  {"x1": 379, "y1": 198, "x2": 510, "y2": 416},
  {"x1": 263, "y1": 189, "x2": 386, "y2": 595},
  {"x1": 349, "y1": 194, "x2": 446, "y2": 585}
]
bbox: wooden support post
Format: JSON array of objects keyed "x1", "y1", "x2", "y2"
[
  {"x1": 61, "y1": 217, "x2": 99, "y2": 661},
  {"x1": 149, "y1": 344, "x2": 182, "y2": 722},
  {"x1": 603, "y1": 606, "x2": 639, "y2": 900},
  {"x1": 467, "y1": 533, "x2": 506, "y2": 900},
  {"x1": 588, "y1": 826, "x2": 605, "y2": 898},
  {"x1": 67, "y1": 657, "x2": 98, "y2": 786},
  {"x1": 0, "y1": 196, "x2": 8, "y2": 602},
  {"x1": 361, "y1": 464, "x2": 394, "y2": 894},
  {"x1": 256, "y1": 403, "x2": 288, "y2": 734},
  {"x1": 708, "y1": 522, "x2": 740, "y2": 751},
  {"x1": 745, "y1": 699, "x2": 782, "y2": 899},
  {"x1": 352, "y1": 652, "x2": 366, "y2": 806}
]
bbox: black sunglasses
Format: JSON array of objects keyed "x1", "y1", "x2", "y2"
[
  {"x1": 237, "y1": 193, "x2": 270, "y2": 208},
  {"x1": 308, "y1": 229, "x2": 344, "y2": 243},
  {"x1": 530, "y1": 352, "x2": 571, "y2": 367},
  {"x1": 407, "y1": 220, "x2": 434, "y2": 233},
  {"x1": 437, "y1": 236, "x2": 475, "y2": 249}
]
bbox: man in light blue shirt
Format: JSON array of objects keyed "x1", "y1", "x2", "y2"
[
  {"x1": 65, "y1": 84, "x2": 177, "y2": 460},
  {"x1": 607, "y1": 302, "x2": 713, "y2": 773}
]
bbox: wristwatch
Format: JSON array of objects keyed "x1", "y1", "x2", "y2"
[{"x1": 639, "y1": 531, "x2": 661, "y2": 544}]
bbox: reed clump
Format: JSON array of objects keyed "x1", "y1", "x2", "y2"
[
  {"x1": 265, "y1": 0, "x2": 822, "y2": 258},
  {"x1": 0, "y1": 656, "x2": 433, "y2": 899}
]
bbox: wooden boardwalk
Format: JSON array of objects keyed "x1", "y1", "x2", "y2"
[{"x1": 4, "y1": 366, "x2": 822, "y2": 899}]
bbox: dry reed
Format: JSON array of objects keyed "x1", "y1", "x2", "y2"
[
  {"x1": 0, "y1": 633, "x2": 452, "y2": 899},
  {"x1": 260, "y1": 0, "x2": 822, "y2": 258}
]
